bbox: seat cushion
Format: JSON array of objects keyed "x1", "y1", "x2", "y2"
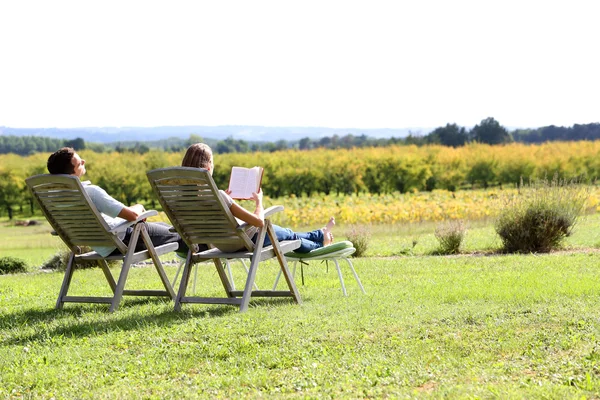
[{"x1": 285, "y1": 240, "x2": 355, "y2": 259}]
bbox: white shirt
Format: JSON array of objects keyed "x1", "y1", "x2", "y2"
[{"x1": 81, "y1": 180, "x2": 126, "y2": 256}]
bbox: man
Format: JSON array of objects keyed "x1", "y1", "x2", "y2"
[{"x1": 47, "y1": 147, "x2": 187, "y2": 257}]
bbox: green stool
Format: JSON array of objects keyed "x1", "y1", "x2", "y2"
[{"x1": 272, "y1": 241, "x2": 366, "y2": 296}]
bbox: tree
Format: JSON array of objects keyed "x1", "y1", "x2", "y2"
[
  {"x1": 64, "y1": 137, "x2": 86, "y2": 150},
  {"x1": 470, "y1": 117, "x2": 512, "y2": 145},
  {"x1": 298, "y1": 137, "x2": 312, "y2": 150},
  {"x1": 428, "y1": 123, "x2": 468, "y2": 147},
  {"x1": 0, "y1": 169, "x2": 23, "y2": 219}
]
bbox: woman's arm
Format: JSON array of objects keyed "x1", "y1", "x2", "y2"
[{"x1": 229, "y1": 190, "x2": 265, "y2": 228}]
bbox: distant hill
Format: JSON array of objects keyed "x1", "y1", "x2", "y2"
[{"x1": 0, "y1": 125, "x2": 421, "y2": 143}]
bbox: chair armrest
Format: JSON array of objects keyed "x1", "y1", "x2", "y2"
[
  {"x1": 108, "y1": 210, "x2": 158, "y2": 233},
  {"x1": 264, "y1": 205, "x2": 283, "y2": 218}
]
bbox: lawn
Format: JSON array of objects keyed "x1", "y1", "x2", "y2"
[{"x1": 1, "y1": 215, "x2": 600, "y2": 398}]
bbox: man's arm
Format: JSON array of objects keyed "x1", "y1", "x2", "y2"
[{"x1": 117, "y1": 204, "x2": 146, "y2": 222}]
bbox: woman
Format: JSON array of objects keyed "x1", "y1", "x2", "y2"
[{"x1": 181, "y1": 143, "x2": 335, "y2": 253}]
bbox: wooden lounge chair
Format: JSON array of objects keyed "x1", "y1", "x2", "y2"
[
  {"x1": 146, "y1": 167, "x2": 302, "y2": 312},
  {"x1": 272, "y1": 241, "x2": 366, "y2": 296},
  {"x1": 26, "y1": 174, "x2": 177, "y2": 312}
]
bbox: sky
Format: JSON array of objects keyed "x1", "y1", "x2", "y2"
[{"x1": 1, "y1": 0, "x2": 599, "y2": 130}]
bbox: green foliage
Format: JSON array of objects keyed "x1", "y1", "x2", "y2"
[
  {"x1": 470, "y1": 117, "x2": 512, "y2": 144},
  {"x1": 41, "y1": 247, "x2": 101, "y2": 270},
  {"x1": 40, "y1": 250, "x2": 72, "y2": 271},
  {"x1": 467, "y1": 159, "x2": 498, "y2": 188},
  {"x1": 0, "y1": 169, "x2": 24, "y2": 219},
  {"x1": 434, "y1": 220, "x2": 467, "y2": 254},
  {"x1": 495, "y1": 177, "x2": 588, "y2": 253},
  {"x1": 345, "y1": 224, "x2": 371, "y2": 257},
  {"x1": 428, "y1": 123, "x2": 468, "y2": 147},
  {"x1": 0, "y1": 256, "x2": 27, "y2": 274}
]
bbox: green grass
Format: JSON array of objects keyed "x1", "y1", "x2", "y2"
[
  {"x1": 0, "y1": 218, "x2": 64, "y2": 267},
  {"x1": 4, "y1": 213, "x2": 600, "y2": 269},
  {"x1": 2, "y1": 254, "x2": 600, "y2": 398},
  {"x1": 2, "y1": 213, "x2": 600, "y2": 397}
]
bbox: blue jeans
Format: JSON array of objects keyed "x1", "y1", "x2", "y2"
[{"x1": 258, "y1": 224, "x2": 324, "y2": 253}]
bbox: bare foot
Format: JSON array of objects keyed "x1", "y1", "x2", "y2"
[
  {"x1": 324, "y1": 217, "x2": 335, "y2": 233},
  {"x1": 323, "y1": 231, "x2": 334, "y2": 246},
  {"x1": 322, "y1": 217, "x2": 335, "y2": 246}
]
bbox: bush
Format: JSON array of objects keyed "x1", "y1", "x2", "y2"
[
  {"x1": 434, "y1": 220, "x2": 467, "y2": 254},
  {"x1": 345, "y1": 225, "x2": 371, "y2": 257},
  {"x1": 495, "y1": 176, "x2": 588, "y2": 253},
  {"x1": 41, "y1": 250, "x2": 72, "y2": 271},
  {"x1": 41, "y1": 247, "x2": 99, "y2": 271},
  {"x1": 0, "y1": 256, "x2": 28, "y2": 275}
]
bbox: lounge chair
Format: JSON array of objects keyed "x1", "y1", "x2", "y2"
[
  {"x1": 146, "y1": 167, "x2": 301, "y2": 312},
  {"x1": 26, "y1": 174, "x2": 177, "y2": 312}
]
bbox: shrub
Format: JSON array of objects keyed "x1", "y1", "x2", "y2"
[
  {"x1": 41, "y1": 247, "x2": 99, "y2": 271},
  {"x1": 345, "y1": 225, "x2": 371, "y2": 257},
  {"x1": 495, "y1": 176, "x2": 588, "y2": 253},
  {"x1": 0, "y1": 256, "x2": 28, "y2": 275},
  {"x1": 434, "y1": 220, "x2": 467, "y2": 255},
  {"x1": 41, "y1": 250, "x2": 72, "y2": 271}
]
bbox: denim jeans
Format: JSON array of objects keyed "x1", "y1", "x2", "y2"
[{"x1": 259, "y1": 224, "x2": 324, "y2": 253}]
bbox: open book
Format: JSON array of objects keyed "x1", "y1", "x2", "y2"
[{"x1": 227, "y1": 166, "x2": 264, "y2": 200}]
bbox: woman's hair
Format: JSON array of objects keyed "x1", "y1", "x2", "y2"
[
  {"x1": 182, "y1": 143, "x2": 213, "y2": 169},
  {"x1": 47, "y1": 147, "x2": 76, "y2": 174}
]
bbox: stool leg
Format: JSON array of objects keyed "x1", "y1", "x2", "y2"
[
  {"x1": 273, "y1": 260, "x2": 297, "y2": 289},
  {"x1": 333, "y1": 259, "x2": 347, "y2": 296},
  {"x1": 345, "y1": 257, "x2": 366, "y2": 294}
]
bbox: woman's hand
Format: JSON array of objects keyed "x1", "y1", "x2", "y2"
[{"x1": 252, "y1": 189, "x2": 263, "y2": 205}]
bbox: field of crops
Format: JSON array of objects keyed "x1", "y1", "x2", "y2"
[{"x1": 2, "y1": 141, "x2": 600, "y2": 219}]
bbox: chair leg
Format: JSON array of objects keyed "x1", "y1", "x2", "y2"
[
  {"x1": 109, "y1": 224, "x2": 142, "y2": 312},
  {"x1": 239, "y1": 259, "x2": 259, "y2": 290},
  {"x1": 172, "y1": 259, "x2": 184, "y2": 288},
  {"x1": 56, "y1": 252, "x2": 76, "y2": 309},
  {"x1": 192, "y1": 261, "x2": 199, "y2": 294},
  {"x1": 140, "y1": 226, "x2": 175, "y2": 299},
  {"x1": 239, "y1": 227, "x2": 268, "y2": 312},
  {"x1": 174, "y1": 252, "x2": 193, "y2": 311},
  {"x1": 97, "y1": 259, "x2": 116, "y2": 293},
  {"x1": 225, "y1": 259, "x2": 235, "y2": 291},
  {"x1": 344, "y1": 257, "x2": 366, "y2": 294},
  {"x1": 333, "y1": 258, "x2": 348, "y2": 296},
  {"x1": 110, "y1": 258, "x2": 133, "y2": 312},
  {"x1": 213, "y1": 258, "x2": 235, "y2": 296},
  {"x1": 266, "y1": 221, "x2": 302, "y2": 305}
]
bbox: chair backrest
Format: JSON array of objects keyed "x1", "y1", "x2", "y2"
[
  {"x1": 147, "y1": 167, "x2": 254, "y2": 252},
  {"x1": 26, "y1": 174, "x2": 127, "y2": 254}
]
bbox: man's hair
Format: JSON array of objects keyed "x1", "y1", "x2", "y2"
[
  {"x1": 182, "y1": 143, "x2": 213, "y2": 169},
  {"x1": 47, "y1": 147, "x2": 76, "y2": 174}
]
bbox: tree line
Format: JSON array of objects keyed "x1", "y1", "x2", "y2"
[{"x1": 1, "y1": 119, "x2": 599, "y2": 156}]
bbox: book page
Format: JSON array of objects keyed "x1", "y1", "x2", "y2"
[{"x1": 228, "y1": 166, "x2": 263, "y2": 199}]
